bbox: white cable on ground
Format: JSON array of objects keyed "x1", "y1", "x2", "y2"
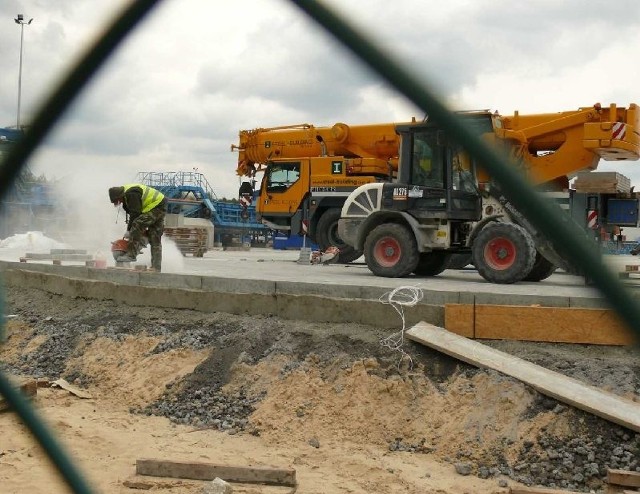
[{"x1": 378, "y1": 285, "x2": 424, "y2": 368}]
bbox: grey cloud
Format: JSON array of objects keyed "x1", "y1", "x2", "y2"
[{"x1": 195, "y1": 20, "x2": 376, "y2": 121}]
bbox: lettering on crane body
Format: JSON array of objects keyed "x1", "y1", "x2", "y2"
[
  {"x1": 311, "y1": 178, "x2": 370, "y2": 186},
  {"x1": 266, "y1": 199, "x2": 298, "y2": 206},
  {"x1": 289, "y1": 139, "x2": 314, "y2": 146}
]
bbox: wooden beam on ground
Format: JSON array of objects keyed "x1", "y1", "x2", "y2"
[
  {"x1": 444, "y1": 304, "x2": 637, "y2": 345},
  {"x1": 607, "y1": 468, "x2": 640, "y2": 488},
  {"x1": 406, "y1": 322, "x2": 640, "y2": 433},
  {"x1": 510, "y1": 486, "x2": 584, "y2": 493},
  {"x1": 136, "y1": 458, "x2": 296, "y2": 486}
]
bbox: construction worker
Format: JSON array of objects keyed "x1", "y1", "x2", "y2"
[{"x1": 108, "y1": 184, "x2": 167, "y2": 271}]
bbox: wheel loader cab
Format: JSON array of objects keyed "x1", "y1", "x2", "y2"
[{"x1": 395, "y1": 122, "x2": 482, "y2": 221}]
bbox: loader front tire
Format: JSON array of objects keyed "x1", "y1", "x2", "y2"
[{"x1": 472, "y1": 222, "x2": 536, "y2": 284}]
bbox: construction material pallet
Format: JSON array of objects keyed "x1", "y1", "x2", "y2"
[
  {"x1": 164, "y1": 227, "x2": 208, "y2": 257},
  {"x1": 574, "y1": 171, "x2": 632, "y2": 194},
  {"x1": 618, "y1": 265, "x2": 640, "y2": 279}
]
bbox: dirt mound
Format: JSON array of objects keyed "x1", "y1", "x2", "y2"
[{"x1": 1, "y1": 285, "x2": 639, "y2": 493}]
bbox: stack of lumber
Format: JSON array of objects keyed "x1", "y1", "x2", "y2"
[
  {"x1": 574, "y1": 171, "x2": 631, "y2": 194},
  {"x1": 164, "y1": 227, "x2": 208, "y2": 257}
]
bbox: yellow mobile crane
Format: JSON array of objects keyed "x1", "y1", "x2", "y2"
[{"x1": 234, "y1": 121, "x2": 407, "y2": 262}]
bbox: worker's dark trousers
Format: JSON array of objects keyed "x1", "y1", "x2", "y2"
[{"x1": 128, "y1": 207, "x2": 166, "y2": 271}]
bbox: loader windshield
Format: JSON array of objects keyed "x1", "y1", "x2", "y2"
[{"x1": 411, "y1": 132, "x2": 443, "y2": 188}]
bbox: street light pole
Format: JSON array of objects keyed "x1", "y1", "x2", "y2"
[{"x1": 14, "y1": 14, "x2": 33, "y2": 130}]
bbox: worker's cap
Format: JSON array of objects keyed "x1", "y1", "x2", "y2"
[{"x1": 108, "y1": 186, "x2": 124, "y2": 204}]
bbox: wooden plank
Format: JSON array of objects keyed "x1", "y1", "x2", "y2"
[
  {"x1": 473, "y1": 305, "x2": 636, "y2": 346},
  {"x1": 510, "y1": 486, "x2": 584, "y2": 493},
  {"x1": 51, "y1": 378, "x2": 92, "y2": 399},
  {"x1": 136, "y1": 458, "x2": 296, "y2": 486},
  {"x1": 406, "y1": 322, "x2": 640, "y2": 433},
  {"x1": 444, "y1": 304, "x2": 474, "y2": 338},
  {"x1": 608, "y1": 469, "x2": 640, "y2": 488}
]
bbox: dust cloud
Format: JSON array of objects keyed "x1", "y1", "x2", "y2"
[{"x1": 1, "y1": 165, "x2": 185, "y2": 272}]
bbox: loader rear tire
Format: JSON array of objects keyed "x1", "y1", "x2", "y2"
[
  {"x1": 472, "y1": 222, "x2": 536, "y2": 284},
  {"x1": 522, "y1": 252, "x2": 557, "y2": 282},
  {"x1": 316, "y1": 208, "x2": 363, "y2": 264},
  {"x1": 413, "y1": 251, "x2": 450, "y2": 276},
  {"x1": 364, "y1": 223, "x2": 419, "y2": 278}
]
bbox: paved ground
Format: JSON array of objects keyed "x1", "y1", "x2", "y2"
[{"x1": 173, "y1": 247, "x2": 640, "y2": 301}]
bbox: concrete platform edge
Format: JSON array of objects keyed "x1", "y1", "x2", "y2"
[
  {"x1": 0, "y1": 261, "x2": 615, "y2": 328},
  {"x1": 0, "y1": 264, "x2": 443, "y2": 328}
]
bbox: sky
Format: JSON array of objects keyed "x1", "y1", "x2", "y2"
[{"x1": 1, "y1": 0, "x2": 640, "y2": 203}]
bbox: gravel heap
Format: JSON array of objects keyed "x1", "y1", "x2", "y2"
[{"x1": 2, "y1": 286, "x2": 640, "y2": 493}]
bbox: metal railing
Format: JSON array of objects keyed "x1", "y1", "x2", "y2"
[{"x1": 135, "y1": 171, "x2": 219, "y2": 200}]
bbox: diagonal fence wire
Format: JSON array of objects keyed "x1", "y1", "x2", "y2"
[
  {"x1": 0, "y1": 1, "x2": 161, "y2": 493},
  {"x1": 288, "y1": 0, "x2": 640, "y2": 341}
]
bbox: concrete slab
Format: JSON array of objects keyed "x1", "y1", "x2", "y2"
[
  {"x1": 139, "y1": 272, "x2": 203, "y2": 290},
  {"x1": 201, "y1": 276, "x2": 276, "y2": 295}
]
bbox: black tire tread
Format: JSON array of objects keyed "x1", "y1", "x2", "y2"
[
  {"x1": 364, "y1": 223, "x2": 419, "y2": 278},
  {"x1": 316, "y1": 208, "x2": 363, "y2": 263},
  {"x1": 472, "y1": 222, "x2": 536, "y2": 284}
]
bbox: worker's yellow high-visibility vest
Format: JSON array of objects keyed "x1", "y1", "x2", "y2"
[{"x1": 123, "y1": 184, "x2": 165, "y2": 213}]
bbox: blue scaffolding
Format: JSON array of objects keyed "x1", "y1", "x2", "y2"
[
  {"x1": 0, "y1": 128, "x2": 58, "y2": 238},
  {"x1": 136, "y1": 171, "x2": 269, "y2": 242}
]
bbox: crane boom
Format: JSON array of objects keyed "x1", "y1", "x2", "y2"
[{"x1": 235, "y1": 122, "x2": 406, "y2": 177}]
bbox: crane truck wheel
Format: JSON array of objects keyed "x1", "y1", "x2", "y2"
[
  {"x1": 364, "y1": 223, "x2": 419, "y2": 278},
  {"x1": 472, "y1": 222, "x2": 536, "y2": 284},
  {"x1": 316, "y1": 208, "x2": 363, "y2": 263},
  {"x1": 522, "y1": 252, "x2": 557, "y2": 282},
  {"x1": 413, "y1": 251, "x2": 450, "y2": 276}
]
